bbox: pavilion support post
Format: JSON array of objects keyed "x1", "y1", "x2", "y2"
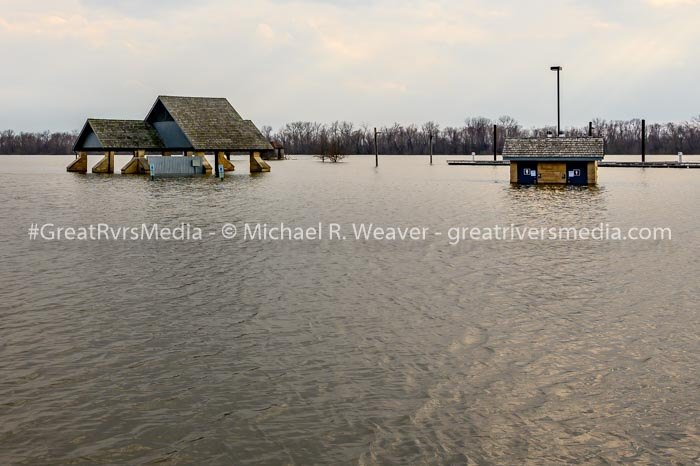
[
  {"x1": 67, "y1": 151, "x2": 88, "y2": 173},
  {"x1": 216, "y1": 151, "x2": 235, "y2": 172},
  {"x1": 121, "y1": 150, "x2": 149, "y2": 174},
  {"x1": 194, "y1": 151, "x2": 212, "y2": 173},
  {"x1": 92, "y1": 151, "x2": 115, "y2": 174},
  {"x1": 250, "y1": 151, "x2": 271, "y2": 172}
]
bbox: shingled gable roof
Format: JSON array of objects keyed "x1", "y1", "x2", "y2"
[
  {"x1": 73, "y1": 119, "x2": 164, "y2": 152},
  {"x1": 148, "y1": 95, "x2": 273, "y2": 151},
  {"x1": 503, "y1": 137, "x2": 605, "y2": 160}
]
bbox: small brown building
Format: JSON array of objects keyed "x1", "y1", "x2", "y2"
[{"x1": 503, "y1": 137, "x2": 604, "y2": 185}]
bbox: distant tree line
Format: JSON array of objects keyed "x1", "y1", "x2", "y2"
[
  {"x1": 2, "y1": 116, "x2": 700, "y2": 155},
  {"x1": 0, "y1": 130, "x2": 78, "y2": 155},
  {"x1": 263, "y1": 116, "x2": 700, "y2": 156}
]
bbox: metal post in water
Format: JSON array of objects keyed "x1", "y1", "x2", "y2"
[
  {"x1": 374, "y1": 127, "x2": 379, "y2": 167},
  {"x1": 642, "y1": 119, "x2": 646, "y2": 163},
  {"x1": 218, "y1": 164, "x2": 224, "y2": 180},
  {"x1": 493, "y1": 124, "x2": 498, "y2": 161},
  {"x1": 150, "y1": 162, "x2": 155, "y2": 181},
  {"x1": 429, "y1": 133, "x2": 433, "y2": 165}
]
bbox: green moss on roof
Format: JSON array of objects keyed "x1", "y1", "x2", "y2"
[
  {"x1": 156, "y1": 96, "x2": 272, "y2": 151},
  {"x1": 74, "y1": 96, "x2": 273, "y2": 152},
  {"x1": 503, "y1": 137, "x2": 604, "y2": 159},
  {"x1": 86, "y1": 119, "x2": 164, "y2": 150}
]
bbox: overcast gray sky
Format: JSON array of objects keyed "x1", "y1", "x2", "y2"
[{"x1": 1, "y1": 0, "x2": 698, "y2": 131}]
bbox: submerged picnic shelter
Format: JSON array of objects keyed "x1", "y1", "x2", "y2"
[
  {"x1": 502, "y1": 137, "x2": 605, "y2": 185},
  {"x1": 67, "y1": 96, "x2": 273, "y2": 175}
]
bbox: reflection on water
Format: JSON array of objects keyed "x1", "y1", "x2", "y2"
[{"x1": 0, "y1": 155, "x2": 698, "y2": 465}]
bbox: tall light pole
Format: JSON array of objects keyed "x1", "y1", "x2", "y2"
[{"x1": 550, "y1": 66, "x2": 562, "y2": 136}]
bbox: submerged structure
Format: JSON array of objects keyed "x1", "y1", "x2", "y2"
[
  {"x1": 67, "y1": 96, "x2": 273, "y2": 175},
  {"x1": 265, "y1": 140, "x2": 286, "y2": 160},
  {"x1": 503, "y1": 137, "x2": 604, "y2": 185}
]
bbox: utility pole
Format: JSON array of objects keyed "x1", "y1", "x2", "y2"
[{"x1": 550, "y1": 66, "x2": 562, "y2": 135}]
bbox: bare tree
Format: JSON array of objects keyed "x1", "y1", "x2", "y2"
[
  {"x1": 5, "y1": 117, "x2": 700, "y2": 155},
  {"x1": 314, "y1": 121, "x2": 347, "y2": 162},
  {"x1": 0, "y1": 130, "x2": 78, "y2": 154}
]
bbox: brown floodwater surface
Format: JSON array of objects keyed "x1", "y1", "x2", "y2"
[{"x1": 0, "y1": 155, "x2": 698, "y2": 465}]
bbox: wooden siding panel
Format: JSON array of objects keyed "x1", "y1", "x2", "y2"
[
  {"x1": 537, "y1": 162, "x2": 566, "y2": 184},
  {"x1": 587, "y1": 161, "x2": 597, "y2": 184}
]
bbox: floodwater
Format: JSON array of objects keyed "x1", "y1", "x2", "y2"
[{"x1": 0, "y1": 155, "x2": 698, "y2": 465}]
